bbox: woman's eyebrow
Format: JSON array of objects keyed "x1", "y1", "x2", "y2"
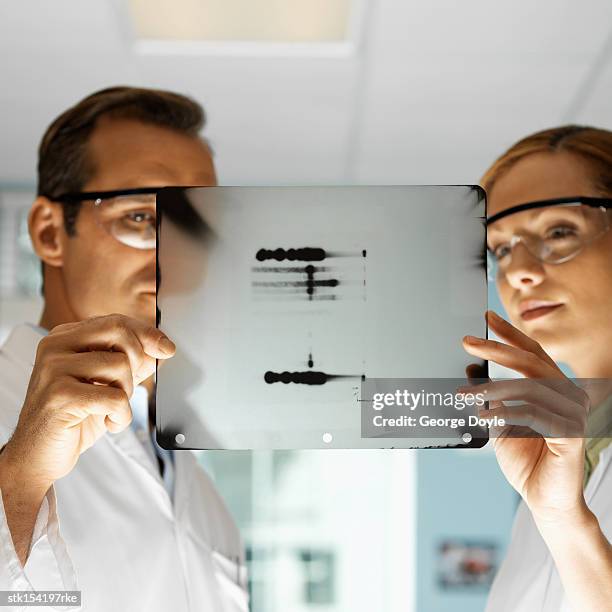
[
  {"x1": 486, "y1": 223, "x2": 508, "y2": 236},
  {"x1": 487, "y1": 204, "x2": 583, "y2": 229},
  {"x1": 536, "y1": 205, "x2": 583, "y2": 218}
]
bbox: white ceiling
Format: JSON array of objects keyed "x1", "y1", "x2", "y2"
[{"x1": 1, "y1": 0, "x2": 611, "y2": 188}]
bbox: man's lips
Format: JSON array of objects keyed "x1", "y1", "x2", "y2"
[{"x1": 518, "y1": 299, "x2": 564, "y2": 321}]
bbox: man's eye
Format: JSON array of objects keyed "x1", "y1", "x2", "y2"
[{"x1": 123, "y1": 211, "x2": 155, "y2": 225}]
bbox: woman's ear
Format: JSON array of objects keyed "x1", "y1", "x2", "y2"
[{"x1": 28, "y1": 197, "x2": 65, "y2": 267}]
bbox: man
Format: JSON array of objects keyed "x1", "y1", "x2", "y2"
[{"x1": 0, "y1": 87, "x2": 248, "y2": 611}]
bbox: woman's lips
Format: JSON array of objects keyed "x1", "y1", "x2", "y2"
[{"x1": 519, "y1": 300, "x2": 564, "y2": 321}]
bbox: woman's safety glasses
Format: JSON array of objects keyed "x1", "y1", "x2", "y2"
[
  {"x1": 50, "y1": 188, "x2": 158, "y2": 250},
  {"x1": 486, "y1": 196, "x2": 612, "y2": 281}
]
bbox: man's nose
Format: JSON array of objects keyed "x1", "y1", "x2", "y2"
[{"x1": 503, "y1": 241, "x2": 546, "y2": 288}]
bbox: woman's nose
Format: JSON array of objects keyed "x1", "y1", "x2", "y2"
[{"x1": 503, "y1": 241, "x2": 546, "y2": 288}]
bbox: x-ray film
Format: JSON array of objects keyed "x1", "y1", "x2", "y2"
[{"x1": 156, "y1": 186, "x2": 488, "y2": 450}]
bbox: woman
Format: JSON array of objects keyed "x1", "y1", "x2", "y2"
[{"x1": 463, "y1": 125, "x2": 612, "y2": 611}]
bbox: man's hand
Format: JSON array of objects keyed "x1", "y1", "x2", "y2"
[{"x1": 0, "y1": 314, "x2": 175, "y2": 565}]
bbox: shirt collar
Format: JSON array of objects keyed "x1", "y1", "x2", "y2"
[
  {"x1": 130, "y1": 385, "x2": 150, "y2": 432},
  {"x1": 587, "y1": 393, "x2": 612, "y2": 438}
]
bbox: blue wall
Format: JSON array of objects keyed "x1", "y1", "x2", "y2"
[
  {"x1": 416, "y1": 448, "x2": 519, "y2": 612},
  {"x1": 415, "y1": 284, "x2": 519, "y2": 612}
]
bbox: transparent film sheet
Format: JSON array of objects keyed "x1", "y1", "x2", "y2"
[{"x1": 155, "y1": 186, "x2": 488, "y2": 449}]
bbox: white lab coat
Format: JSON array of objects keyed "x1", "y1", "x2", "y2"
[
  {"x1": 486, "y1": 444, "x2": 612, "y2": 611},
  {"x1": 0, "y1": 324, "x2": 249, "y2": 612}
]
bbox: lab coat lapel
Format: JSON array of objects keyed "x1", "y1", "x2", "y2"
[
  {"x1": 0, "y1": 324, "x2": 41, "y2": 368},
  {"x1": 106, "y1": 427, "x2": 163, "y2": 486},
  {"x1": 0, "y1": 325, "x2": 44, "y2": 435}
]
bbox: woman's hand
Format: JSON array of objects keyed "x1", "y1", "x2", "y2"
[{"x1": 461, "y1": 310, "x2": 591, "y2": 526}]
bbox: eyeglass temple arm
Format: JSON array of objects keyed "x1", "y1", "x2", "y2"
[
  {"x1": 486, "y1": 196, "x2": 612, "y2": 225},
  {"x1": 44, "y1": 187, "x2": 161, "y2": 203}
]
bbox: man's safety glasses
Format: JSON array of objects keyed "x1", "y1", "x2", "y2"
[
  {"x1": 50, "y1": 188, "x2": 158, "y2": 250},
  {"x1": 486, "y1": 196, "x2": 612, "y2": 280}
]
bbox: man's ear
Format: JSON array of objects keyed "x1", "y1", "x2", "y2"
[{"x1": 28, "y1": 196, "x2": 66, "y2": 267}]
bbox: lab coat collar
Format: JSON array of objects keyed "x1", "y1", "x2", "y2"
[
  {"x1": 584, "y1": 444, "x2": 612, "y2": 503},
  {"x1": 1, "y1": 323, "x2": 46, "y2": 367}
]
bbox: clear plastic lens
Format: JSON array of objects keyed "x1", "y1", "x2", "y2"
[
  {"x1": 488, "y1": 204, "x2": 610, "y2": 272},
  {"x1": 486, "y1": 250, "x2": 498, "y2": 282},
  {"x1": 93, "y1": 194, "x2": 157, "y2": 250},
  {"x1": 110, "y1": 210, "x2": 156, "y2": 249}
]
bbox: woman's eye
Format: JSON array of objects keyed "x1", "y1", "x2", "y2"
[
  {"x1": 545, "y1": 225, "x2": 577, "y2": 240},
  {"x1": 493, "y1": 244, "x2": 511, "y2": 260}
]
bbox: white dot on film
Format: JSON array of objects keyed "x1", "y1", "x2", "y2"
[
  {"x1": 462, "y1": 432, "x2": 472, "y2": 444},
  {"x1": 322, "y1": 432, "x2": 333, "y2": 444},
  {"x1": 175, "y1": 433, "x2": 186, "y2": 445}
]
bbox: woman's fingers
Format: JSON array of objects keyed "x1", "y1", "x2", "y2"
[
  {"x1": 464, "y1": 363, "x2": 503, "y2": 408},
  {"x1": 478, "y1": 404, "x2": 584, "y2": 438},
  {"x1": 461, "y1": 315, "x2": 591, "y2": 442},
  {"x1": 485, "y1": 310, "x2": 559, "y2": 370},
  {"x1": 461, "y1": 333, "x2": 587, "y2": 403},
  {"x1": 463, "y1": 335, "x2": 561, "y2": 379},
  {"x1": 461, "y1": 362, "x2": 588, "y2": 440},
  {"x1": 462, "y1": 328, "x2": 589, "y2": 409},
  {"x1": 459, "y1": 379, "x2": 588, "y2": 425}
]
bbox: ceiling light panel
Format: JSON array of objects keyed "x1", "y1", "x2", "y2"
[{"x1": 128, "y1": 0, "x2": 353, "y2": 43}]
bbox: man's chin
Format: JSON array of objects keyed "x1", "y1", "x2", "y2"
[{"x1": 129, "y1": 293, "x2": 158, "y2": 326}]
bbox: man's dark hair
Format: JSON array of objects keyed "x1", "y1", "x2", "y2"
[
  {"x1": 35, "y1": 86, "x2": 208, "y2": 295},
  {"x1": 37, "y1": 85, "x2": 206, "y2": 235}
]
